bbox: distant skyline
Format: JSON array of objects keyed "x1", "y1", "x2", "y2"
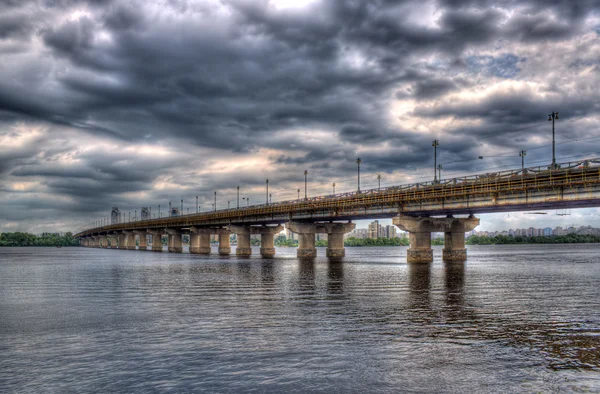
[{"x1": 1, "y1": 0, "x2": 600, "y2": 233}]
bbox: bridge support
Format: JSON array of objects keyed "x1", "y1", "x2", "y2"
[
  {"x1": 166, "y1": 229, "x2": 182, "y2": 253},
  {"x1": 148, "y1": 231, "x2": 163, "y2": 252},
  {"x1": 322, "y1": 222, "x2": 355, "y2": 258},
  {"x1": 189, "y1": 228, "x2": 212, "y2": 254},
  {"x1": 124, "y1": 231, "x2": 136, "y2": 250},
  {"x1": 287, "y1": 222, "x2": 317, "y2": 258},
  {"x1": 99, "y1": 235, "x2": 107, "y2": 248},
  {"x1": 107, "y1": 235, "x2": 117, "y2": 248},
  {"x1": 218, "y1": 230, "x2": 231, "y2": 255},
  {"x1": 135, "y1": 231, "x2": 147, "y2": 250},
  {"x1": 228, "y1": 225, "x2": 284, "y2": 257},
  {"x1": 393, "y1": 215, "x2": 479, "y2": 263},
  {"x1": 259, "y1": 226, "x2": 283, "y2": 258},
  {"x1": 118, "y1": 233, "x2": 127, "y2": 250}
]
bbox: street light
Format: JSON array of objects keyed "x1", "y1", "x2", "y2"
[
  {"x1": 304, "y1": 170, "x2": 308, "y2": 200},
  {"x1": 158, "y1": 204, "x2": 161, "y2": 218},
  {"x1": 169, "y1": 201, "x2": 172, "y2": 217},
  {"x1": 548, "y1": 111, "x2": 559, "y2": 169},
  {"x1": 196, "y1": 196, "x2": 198, "y2": 214},
  {"x1": 432, "y1": 139, "x2": 439, "y2": 183},
  {"x1": 437, "y1": 164, "x2": 443, "y2": 181},
  {"x1": 214, "y1": 191, "x2": 217, "y2": 212},
  {"x1": 266, "y1": 179, "x2": 269, "y2": 205},
  {"x1": 181, "y1": 199, "x2": 183, "y2": 215},
  {"x1": 297, "y1": 188, "x2": 300, "y2": 200},
  {"x1": 332, "y1": 182, "x2": 336, "y2": 194},
  {"x1": 228, "y1": 201, "x2": 230, "y2": 210},
  {"x1": 520, "y1": 150, "x2": 527, "y2": 170},
  {"x1": 269, "y1": 194, "x2": 272, "y2": 204},
  {"x1": 356, "y1": 157, "x2": 362, "y2": 193},
  {"x1": 377, "y1": 174, "x2": 381, "y2": 190},
  {"x1": 237, "y1": 186, "x2": 240, "y2": 209}
]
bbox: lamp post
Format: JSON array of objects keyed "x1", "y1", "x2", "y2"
[
  {"x1": 356, "y1": 157, "x2": 362, "y2": 193},
  {"x1": 377, "y1": 174, "x2": 381, "y2": 190},
  {"x1": 181, "y1": 199, "x2": 183, "y2": 215},
  {"x1": 297, "y1": 188, "x2": 300, "y2": 200},
  {"x1": 129, "y1": 212, "x2": 131, "y2": 222},
  {"x1": 237, "y1": 186, "x2": 240, "y2": 209},
  {"x1": 269, "y1": 194, "x2": 272, "y2": 204},
  {"x1": 159, "y1": 204, "x2": 161, "y2": 218},
  {"x1": 135, "y1": 210, "x2": 137, "y2": 221},
  {"x1": 169, "y1": 201, "x2": 171, "y2": 217},
  {"x1": 304, "y1": 170, "x2": 308, "y2": 200},
  {"x1": 548, "y1": 111, "x2": 559, "y2": 169},
  {"x1": 214, "y1": 191, "x2": 217, "y2": 212},
  {"x1": 266, "y1": 179, "x2": 269, "y2": 205},
  {"x1": 520, "y1": 150, "x2": 527, "y2": 170},
  {"x1": 196, "y1": 196, "x2": 198, "y2": 214},
  {"x1": 437, "y1": 164, "x2": 443, "y2": 181},
  {"x1": 228, "y1": 201, "x2": 230, "y2": 210},
  {"x1": 332, "y1": 182, "x2": 336, "y2": 194},
  {"x1": 432, "y1": 139, "x2": 439, "y2": 183}
]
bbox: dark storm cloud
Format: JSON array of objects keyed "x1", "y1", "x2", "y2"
[{"x1": 1, "y1": 0, "x2": 600, "y2": 232}]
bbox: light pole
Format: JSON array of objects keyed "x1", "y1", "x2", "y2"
[
  {"x1": 159, "y1": 204, "x2": 161, "y2": 218},
  {"x1": 548, "y1": 111, "x2": 559, "y2": 169},
  {"x1": 266, "y1": 179, "x2": 269, "y2": 205},
  {"x1": 169, "y1": 201, "x2": 172, "y2": 217},
  {"x1": 520, "y1": 150, "x2": 527, "y2": 170},
  {"x1": 196, "y1": 196, "x2": 198, "y2": 214},
  {"x1": 214, "y1": 191, "x2": 217, "y2": 212},
  {"x1": 269, "y1": 194, "x2": 272, "y2": 204},
  {"x1": 228, "y1": 201, "x2": 230, "y2": 210},
  {"x1": 129, "y1": 212, "x2": 131, "y2": 222},
  {"x1": 437, "y1": 164, "x2": 443, "y2": 181},
  {"x1": 297, "y1": 188, "x2": 300, "y2": 200},
  {"x1": 304, "y1": 170, "x2": 308, "y2": 200},
  {"x1": 181, "y1": 199, "x2": 183, "y2": 215},
  {"x1": 332, "y1": 182, "x2": 336, "y2": 194},
  {"x1": 237, "y1": 186, "x2": 240, "y2": 209},
  {"x1": 377, "y1": 174, "x2": 381, "y2": 190},
  {"x1": 432, "y1": 139, "x2": 439, "y2": 183},
  {"x1": 135, "y1": 210, "x2": 137, "y2": 221},
  {"x1": 356, "y1": 157, "x2": 362, "y2": 193}
]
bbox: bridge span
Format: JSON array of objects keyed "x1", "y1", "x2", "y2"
[{"x1": 76, "y1": 158, "x2": 600, "y2": 263}]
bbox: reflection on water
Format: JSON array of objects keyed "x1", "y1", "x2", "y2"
[{"x1": 1, "y1": 244, "x2": 600, "y2": 392}]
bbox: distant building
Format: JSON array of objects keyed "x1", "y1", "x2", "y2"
[
  {"x1": 543, "y1": 227, "x2": 552, "y2": 236},
  {"x1": 111, "y1": 207, "x2": 121, "y2": 224},
  {"x1": 368, "y1": 220, "x2": 384, "y2": 239},
  {"x1": 141, "y1": 207, "x2": 150, "y2": 220},
  {"x1": 384, "y1": 225, "x2": 397, "y2": 239}
]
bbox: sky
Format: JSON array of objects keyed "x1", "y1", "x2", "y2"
[{"x1": 1, "y1": 0, "x2": 600, "y2": 234}]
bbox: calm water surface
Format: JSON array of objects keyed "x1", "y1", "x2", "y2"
[{"x1": 1, "y1": 245, "x2": 600, "y2": 393}]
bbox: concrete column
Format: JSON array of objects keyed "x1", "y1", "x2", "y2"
[
  {"x1": 229, "y1": 225, "x2": 252, "y2": 256},
  {"x1": 393, "y1": 215, "x2": 480, "y2": 263},
  {"x1": 320, "y1": 222, "x2": 355, "y2": 258},
  {"x1": 148, "y1": 231, "x2": 163, "y2": 252},
  {"x1": 166, "y1": 229, "x2": 182, "y2": 253},
  {"x1": 190, "y1": 227, "x2": 212, "y2": 254},
  {"x1": 125, "y1": 231, "x2": 136, "y2": 250},
  {"x1": 287, "y1": 222, "x2": 317, "y2": 258},
  {"x1": 118, "y1": 233, "x2": 127, "y2": 249},
  {"x1": 259, "y1": 226, "x2": 283, "y2": 258},
  {"x1": 218, "y1": 231, "x2": 231, "y2": 255},
  {"x1": 135, "y1": 231, "x2": 148, "y2": 251},
  {"x1": 99, "y1": 235, "x2": 107, "y2": 248}
]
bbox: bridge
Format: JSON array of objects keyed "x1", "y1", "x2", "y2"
[{"x1": 76, "y1": 157, "x2": 600, "y2": 263}]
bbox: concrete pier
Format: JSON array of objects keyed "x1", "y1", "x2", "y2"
[
  {"x1": 287, "y1": 222, "x2": 317, "y2": 258},
  {"x1": 148, "y1": 230, "x2": 164, "y2": 252},
  {"x1": 230, "y1": 225, "x2": 252, "y2": 256},
  {"x1": 322, "y1": 222, "x2": 355, "y2": 258},
  {"x1": 99, "y1": 235, "x2": 107, "y2": 248},
  {"x1": 166, "y1": 229, "x2": 182, "y2": 253},
  {"x1": 218, "y1": 230, "x2": 231, "y2": 255},
  {"x1": 125, "y1": 231, "x2": 136, "y2": 250},
  {"x1": 393, "y1": 215, "x2": 479, "y2": 263},
  {"x1": 228, "y1": 225, "x2": 284, "y2": 257},
  {"x1": 135, "y1": 231, "x2": 147, "y2": 250},
  {"x1": 190, "y1": 228, "x2": 212, "y2": 254},
  {"x1": 118, "y1": 233, "x2": 127, "y2": 250}
]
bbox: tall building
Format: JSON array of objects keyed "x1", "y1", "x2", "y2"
[
  {"x1": 111, "y1": 207, "x2": 120, "y2": 224},
  {"x1": 368, "y1": 220, "x2": 383, "y2": 239},
  {"x1": 141, "y1": 207, "x2": 150, "y2": 220},
  {"x1": 384, "y1": 225, "x2": 397, "y2": 239}
]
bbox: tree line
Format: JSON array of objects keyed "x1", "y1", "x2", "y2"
[
  {"x1": 466, "y1": 234, "x2": 600, "y2": 245},
  {"x1": 0, "y1": 232, "x2": 80, "y2": 247}
]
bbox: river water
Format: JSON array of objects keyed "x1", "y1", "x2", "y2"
[{"x1": 1, "y1": 244, "x2": 599, "y2": 393}]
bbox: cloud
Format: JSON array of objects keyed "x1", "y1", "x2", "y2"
[{"x1": 1, "y1": 0, "x2": 600, "y2": 232}]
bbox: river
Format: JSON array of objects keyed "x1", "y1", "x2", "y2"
[{"x1": 1, "y1": 244, "x2": 599, "y2": 392}]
